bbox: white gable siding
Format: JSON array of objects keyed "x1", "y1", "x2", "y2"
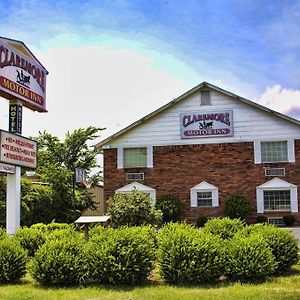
[{"x1": 107, "y1": 90, "x2": 300, "y2": 147}]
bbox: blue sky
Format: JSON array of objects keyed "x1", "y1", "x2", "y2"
[{"x1": 0, "y1": 0, "x2": 299, "y2": 140}]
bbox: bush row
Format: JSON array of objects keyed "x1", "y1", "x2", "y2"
[{"x1": 0, "y1": 219, "x2": 298, "y2": 285}]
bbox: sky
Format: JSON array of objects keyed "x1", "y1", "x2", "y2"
[{"x1": 0, "y1": 0, "x2": 300, "y2": 146}]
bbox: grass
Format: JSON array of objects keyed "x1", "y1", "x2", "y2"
[{"x1": 1, "y1": 266, "x2": 300, "y2": 300}]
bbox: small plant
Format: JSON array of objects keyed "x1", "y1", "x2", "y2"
[
  {"x1": 224, "y1": 194, "x2": 251, "y2": 220},
  {"x1": 0, "y1": 227, "x2": 7, "y2": 240},
  {"x1": 158, "y1": 222, "x2": 226, "y2": 284},
  {"x1": 156, "y1": 195, "x2": 181, "y2": 223},
  {"x1": 195, "y1": 215, "x2": 208, "y2": 228},
  {"x1": 203, "y1": 217, "x2": 245, "y2": 240},
  {"x1": 0, "y1": 238, "x2": 28, "y2": 283},
  {"x1": 107, "y1": 189, "x2": 162, "y2": 227},
  {"x1": 14, "y1": 226, "x2": 46, "y2": 257},
  {"x1": 256, "y1": 215, "x2": 268, "y2": 223},
  {"x1": 283, "y1": 215, "x2": 295, "y2": 227},
  {"x1": 30, "y1": 236, "x2": 85, "y2": 286},
  {"x1": 228, "y1": 234, "x2": 276, "y2": 281},
  {"x1": 236, "y1": 224, "x2": 299, "y2": 273},
  {"x1": 85, "y1": 226, "x2": 157, "y2": 284}
]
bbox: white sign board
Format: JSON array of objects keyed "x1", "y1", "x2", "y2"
[
  {"x1": 0, "y1": 37, "x2": 47, "y2": 112},
  {"x1": 0, "y1": 130, "x2": 37, "y2": 168},
  {"x1": 181, "y1": 110, "x2": 234, "y2": 138},
  {"x1": 0, "y1": 162, "x2": 15, "y2": 173}
]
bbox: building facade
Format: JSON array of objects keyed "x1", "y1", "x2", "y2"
[{"x1": 98, "y1": 82, "x2": 300, "y2": 225}]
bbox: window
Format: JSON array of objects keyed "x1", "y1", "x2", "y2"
[
  {"x1": 261, "y1": 141, "x2": 288, "y2": 163},
  {"x1": 254, "y1": 140, "x2": 295, "y2": 164},
  {"x1": 124, "y1": 148, "x2": 147, "y2": 168},
  {"x1": 117, "y1": 146, "x2": 153, "y2": 169},
  {"x1": 190, "y1": 181, "x2": 219, "y2": 208},
  {"x1": 256, "y1": 178, "x2": 298, "y2": 213},
  {"x1": 116, "y1": 182, "x2": 156, "y2": 205},
  {"x1": 263, "y1": 190, "x2": 291, "y2": 211},
  {"x1": 200, "y1": 90, "x2": 211, "y2": 105},
  {"x1": 197, "y1": 191, "x2": 212, "y2": 207}
]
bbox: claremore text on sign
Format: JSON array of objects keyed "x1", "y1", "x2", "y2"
[
  {"x1": 0, "y1": 130, "x2": 37, "y2": 168},
  {"x1": 0, "y1": 37, "x2": 47, "y2": 112},
  {"x1": 181, "y1": 111, "x2": 234, "y2": 138}
]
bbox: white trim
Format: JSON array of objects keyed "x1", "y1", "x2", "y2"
[
  {"x1": 254, "y1": 139, "x2": 295, "y2": 164},
  {"x1": 116, "y1": 182, "x2": 156, "y2": 205},
  {"x1": 256, "y1": 178, "x2": 298, "y2": 213},
  {"x1": 117, "y1": 146, "x2": 153, "y2": 169},
  {"x1": 190, "y1": 181, "x2": 219, "y2": 208}
]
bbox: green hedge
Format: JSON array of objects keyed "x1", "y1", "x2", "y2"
[
  {"x1": 158, "y1": 223, "x2": 226, "y2": 284},
  {"x1": 0, "y1": 238, "x2": 28, "y2": 283},
  {"x1": 0, "y1": 227, "x2": 7, "y2": 240},
  {"x1": 30, "y1": 235, "x2": 85, "y2": 286},
  {"x1": 203, "y1": 217, "x2": 245, "y2": 240},
  {"x1": 236, "y1": 224, "x2": 299, "y2": 273},
  {"x1": 156, "y1": 195, "x2": 181, "y2": 223},
  {"x1": 227, "y1": 234, "x2": 276, "y2": 280},
  {"x1": 85, "y1": 226, "x2": 157, "y2": 284}
]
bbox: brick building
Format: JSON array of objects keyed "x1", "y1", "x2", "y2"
[{"x1": 97, "y1": 82, "x2": 300, "y2": 225}]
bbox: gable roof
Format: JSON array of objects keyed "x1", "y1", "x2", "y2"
[{"x1": 97, "y1": 82, "x2": 300, "y2": 148}]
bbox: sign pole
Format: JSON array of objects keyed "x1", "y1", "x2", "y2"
[{"x1": 6, "y1": 100, "x2": 23, "y2": 235}]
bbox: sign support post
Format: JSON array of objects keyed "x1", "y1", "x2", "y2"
[{"x1": 6, "y1": 100, "x2": 23, "y2": 235}]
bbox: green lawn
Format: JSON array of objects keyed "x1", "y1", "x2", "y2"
[{"x1": 1, "y1": 266, "x2": 300, "y2": 300}]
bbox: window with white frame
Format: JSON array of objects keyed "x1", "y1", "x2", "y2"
[
  {"x1": 261, "y1": 141, "x2": 288, "y2": 163},
  {"x1": 115, "y1": 182, "x2": 156, "y2": 205},
  {"x1": 190, "y1": 181, "x2": 219, "y2": 208},
  {"x1": 256, "y1": 178, "x2": 298, "y2": 213},
  {"x1": 263, "y1": 190, "x2": 291, "y2": 211},
  {"x1": 197, "y1": 191, "x2": 213, "y2": 207},
  {"x1": 124, "y1": 148, "x2": 147, "y2": 168},
  {"x1": 117, "y1": 146, "x2": 153, "y2": 169},
  {"x1": 254, "y1": 140, "x2": 295, "y2": 164}
]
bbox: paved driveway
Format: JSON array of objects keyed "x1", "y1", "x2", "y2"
[{"x1": 283, "y1": 227, "x2": 300, "y2": 247}]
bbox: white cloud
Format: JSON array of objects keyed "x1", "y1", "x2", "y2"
[
  {"x1": 259, "y1": 85, "x2": 300, "y2": 120},
  {"x1": 0, "y1": 43, "x2": 196, "y2": 141}
]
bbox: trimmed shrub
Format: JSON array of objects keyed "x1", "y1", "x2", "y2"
[
  {"x1": 224, "y1": 194, "x2": 251, "y2": 220},
  {"x1": 236, "y1": 224, "x2": 299, "y2": 273},
  {"x1": 85, "y1": 226, "x2": 157, "y2": 284},
  {"x1": 45, "y1": 222, "x2": 72, "y2": 233},
  {"x1": 283, "y1": 215, "x2": 296, "y2": 227},
  {"x1": 107, "y1": 189, "x2": 162, "y2": 227},
  {"x1": 228, "y1": 234, "x2": 276, "y2": 281},
  {"x1": 30, "y1": 236, "x2": 85, "y2": 286},
  {"x1": 14, "y1": 227, "x2": 46, "y2": 257},
  {"x1": 256, "y1": 215, "x2": 268, "y2": 223},
  {"x1": 0, "y1": 238, "x2": 28, "y2": 283},
  {"x1": 203, "y1": 217, "x2": 245, "y2": 240},
  {"x1": 195, "y1": 215, "x2": 208, "y2": 228},
  {"x1": 158, "y1": 223, "x2": 226, "y2": 284},
  {"x1": 156, "y1": 195, "x2": 181, "y2": 223},
  {"x1": 46, "y1": 227, "x2": 80, "y2": 242},
  {"x1": 88, "y1": 224, "x2": 106, "y2": 239},
  {"x1": 0, "y1": 227, "x2": 7, "y2": 240}
]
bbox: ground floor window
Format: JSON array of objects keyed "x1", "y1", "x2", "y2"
[
  {"x1": 263, "y1": 190, "x2": 291, "y2": 211},
  {"x1": 190, "y1": 181, "x2": 219, "y2": 208},
  {"x1": 197, "y1": 191, "x2": 213, "y2": 207}
]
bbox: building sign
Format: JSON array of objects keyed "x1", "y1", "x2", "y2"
[
  {"x1": 0, "y1": 37, "x2": 47, "y2": 112},
  {"x1": 9, "y1": 104, "x2": 22, "y2": 134},
  {"x1": 75, "y1": 167, "x2": 86, "y2": 183},
  {"x1": 0, "y1": 162, "x2": 15, "y2": 174},
  {"x1": 181, "y1": 110, "x2": 234, "y2": 138},
  {"x1": 0, "y1": 130, "x2": 37, "y2": 168}
]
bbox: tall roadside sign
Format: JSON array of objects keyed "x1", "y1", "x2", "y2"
[{"x1": 0, "y1": 36, "x2": 48, "y2": 235}]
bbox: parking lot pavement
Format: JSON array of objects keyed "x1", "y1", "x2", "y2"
[{"x1": 283, "y1": 227, "x2": 300, "y2": 247}]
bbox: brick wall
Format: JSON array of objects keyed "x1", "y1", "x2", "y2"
[{"x1": 103, "y1": 140, "x2": 300, "y2": 225}]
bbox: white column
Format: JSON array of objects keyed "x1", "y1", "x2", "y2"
[{"x1": 6, "y1": 166, "x2": 21, "y2": 235}]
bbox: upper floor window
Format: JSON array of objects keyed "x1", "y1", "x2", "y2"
[
  {"x1": 254, "y1": 140, "x2": 295, "y2": 164},
  {"x1": 124, "y1": 148, "x2": 147, "y2": 168},
  {"x1": 261, "y1": 141, "x2": 288, "y2": 163},
  {"x1": 117, "y1": 146, "x2": 153, "y2": 169}
]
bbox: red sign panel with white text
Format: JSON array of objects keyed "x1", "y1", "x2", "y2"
[
  {"x1": 0, "y1": 130, "x2": 37, "y2": 168},
  {"x1": 181, "y1": 111, "x2": 234, "y2": 138}
]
